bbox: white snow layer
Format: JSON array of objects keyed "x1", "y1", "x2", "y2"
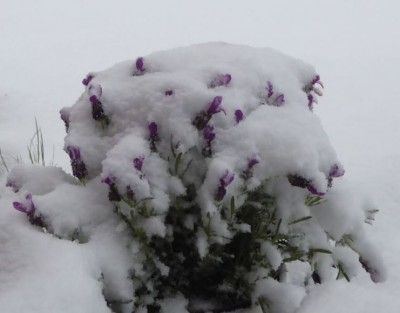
[{"x1": 0, "y1": 43, "x2": 386, "y2": 313}]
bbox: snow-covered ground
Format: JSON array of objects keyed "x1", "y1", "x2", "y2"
[{"x1": 1, "y1": 1, "x2": 399, "y2": 312}]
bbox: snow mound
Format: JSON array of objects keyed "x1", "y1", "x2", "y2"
[{"x1": 3, "y1": 43, "x2": 385, "y2": 313}]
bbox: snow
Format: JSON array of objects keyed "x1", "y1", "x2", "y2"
[{"x1": 1, "y1": 1, "x2": 400, "y2": 313}]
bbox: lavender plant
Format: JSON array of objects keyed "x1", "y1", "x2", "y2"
[{"x1": 7, "y1": 44, "x2": 386, "y2": 313}]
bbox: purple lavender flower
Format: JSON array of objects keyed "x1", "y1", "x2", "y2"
[
  {"x1": 101, "y1": 175, "x2": 121, "y2": 202},
  {"x1": 210, "y1": 74, "x2": 232, "y2": 88},
  {"x1": 287, "y1": 174, "x2": 325, "y2": 196},
  {"x1": 214, "y1": 171, "x2": 235, "y2": 202},
  {"x1": 136, "y1": 57, "x2": 145, "y2": 73},
  {"x1": 327, "y1": 164, "x2": 345, "y2": 188},
  {"x1": 306, "y1": 183, "x2": 326, "y2": 196},
  {"x1": 165, "y1": 90, "x2": 174, "y2": 96},
  {"x1": 274, "y1": 94, "x2": 285, "y2": 107},
  {"x1": 203, "y1": 125, "x2": 216, "y2": 144},
  {"x1": 193, "y1": 96, "x2": 226, "y2": 130},
  {"x1": 311, "y1": 75, "x2": 324, "y2": 88},
  {"x1": 82, "y1": 74, "x2": 94, "y2": 86},
  {"x1": 235, "y1": 109, "x2": 244, "y2": 124},
  {"x1": 241, "y1": 156, "x2": 260, "y2": 179},
  {"x1": 13, "y1": 194, "x2": 45, "y2": 227},
  {"x1": 133, "y1": 156, "x2": 144, "y2": 172},
  {"x1": 87, "y1": 84, "x2": 109, "y2": 126},
  {"x1": 67, "y1": 146, "x2": 88, "y2": 180},
  {"x1": 307, "y1": 94, "x2": 314, "y2": 110},
  {"x1": 329, "y1": 164, "x2": 345, "y2": 178},
  {"x1": 202, "y1": 125, "x2": 216, "y2": 157},
  {"x1": 6, "y1": 180, "x2": 19, "y2": 192},
  {"x1": 88, "y1": 84, "x2": 102, "y2": 102},
  {"x1": 207, "y1": 96, "x2": 226, "y2": 115},
  {"x1": 148, "y1": 122, "x2": 159, "y2": 151},
  {"x1": 267, "y1": 81, "x2": 274, "y2": 98}
]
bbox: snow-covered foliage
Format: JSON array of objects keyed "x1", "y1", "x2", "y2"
[{"x1": 5, "y1": 43, "x2": 386, "y2": 313}]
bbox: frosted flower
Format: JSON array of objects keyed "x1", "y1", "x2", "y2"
[
  {"x1": 215, "y1": 170, "x2": 235, "y2": 202},
  {"x1": 88, "y1": 84, "x2": 109, "y2": 126},
  {"x1": 133, "y1": 156, "x2": 144, "y2": 172},
  {"x1": 193, "y1": 96, "x2": 226, "y2": 130},
  {"x1": 202, "y1": 125, "x2": 216, "y2": 157},
  {"x1": 136, "y1": 57, "x2": 145, "y2": 73},
  {"x1": 82, "y1": 74, "x2": 94, "y2": 86},
  {"x1": 148, "y1": 122, "x2": 159, "y2": 151},
  {"x1": 203, "y1": 125, "x2": 216, "y2": 145},
  {"x1": 207, "y1": 96, "x2": 226, "y2": 115},
  {"x1": 165, "y1": 90, "x2": 174, "y2": 96},
  {"x1": 235, "y1": 109, "x2": 243, "y2": 124},
  {"x1": 265, "y1": 82, "x2": 284, "y2": 106},
  {"x1": 6, "y1": 180, "x2": 18, "y2": 192},
  {"x1": 267, "y1": 81, "x2": 274, "y2": 98},
  {"x1": 287, "y1": 174, "x2": 325, "y2": 196},
  {"x1": 241, "y1": 156, "x2": 260, "y2": 179},
  {"x1": 13, "y1": 194, "x2": 45, "y2": 227},
  {"x1": 329, "y1": 164, "x2": 345, "y2": 178},
  {"x1": 67, "y1": 146, "x2": 88, "y2": 180},
  {"x1": 101, "y1": 175, "x2": 121, "y2": 202},
  {"x1": 274, "y1": 94, "x2": 285, "y2": 107},
  {"x1": 210, "y1": 73, "x2": 232, "y2": 88}
]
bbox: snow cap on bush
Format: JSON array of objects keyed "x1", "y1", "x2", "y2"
[{"x1": 46, "y1": 43, "x2": 385, "y2": 313}]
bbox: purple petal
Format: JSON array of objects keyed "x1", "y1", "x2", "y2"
[
  {"x1": 329, "y1": 164, "x2": 345, "y2": 178},
  {"x1": 274, "y1": 94, "x2": 285, "y2": 106},
  {"x1": 101, "y1": 176, "x2": 115, "y2": 186},
  {"x1": 13, "y1": 201, "x2": 28, "y2": 213},
  {"x1": 148, "y1": 122, "x2": 158, "y2": 139},
  {"x1": 267, "y1": 81, "x2": 274, "y2": 98},
  {"x1": 306, "y1": 183, "x2": 326, "y2": 196},
  {"x1": 207, "y1": 96, "x2": 226, "y2": 115},
  {"x1": 133, "y1": 156, "x2": 144, "y2": 172},
  {"x1": 210, "y1": 74, "x2": 232, "y2": 88},
  {"x1": 220, "y1": 170, "x2": 235, "y2": 187},
  {"x1": 311, "y1": 75, "x2": 321, "y2": 85},
  {"x1": 136, "y1": 57, "x2": 145, "y2": 72},
  {"x1": 203, "y1": 125, "x2": 216, "y2": 143},
  {"x1": 82, "y1": 74, "x2": 94, "y2": 86},
  {"x1": 248, "y1": 157, "x2": 260, "y2": 169},
  {"x1": 88, "y1": 84, "x2": 102, "y2": 100},
  {"x1": 165, "y1": 90, "x2": 173, "y2": 96},
  {"x1": 235, "y1": 110, "x2": 244, "y2": 123},
  {"x1": 67, "y1": 146, "x2": 81, "y2": 160}
]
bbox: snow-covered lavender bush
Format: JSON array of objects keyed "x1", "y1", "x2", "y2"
[{"x1": 7, "y1": 43, "x2": 386, "y2": 313}]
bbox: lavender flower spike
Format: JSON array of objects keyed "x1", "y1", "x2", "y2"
[
  {"x1": 13, "y1": 194, "x2": 45, "y2": 227},
  {"x1": 235, "y1": 109, "x2": 244, "y2": 124},
  {"x1": 203, "y1": 125, "x2": 216, "y2": 145},
  {"x1": 220, "y1": 170, "x2": 235, "y2": 188},
  {"x1": 267, "y1": 81, "x2": 274, "y2": 98},
  {"x1": 67, "y1": 146, "x2": 88, "y2": 180},
  {"x1": 215, "y1": 170, "x2": 235, "y2": 202},
  {"x1": 329, "y1": 163, "x2": 345, "y2": 178},
  {"x1": 148, "y1": 122, "x2": 159, "y2": 151},
  {"x1": 133, "y1": 156, "x2": 145, "y2": 172},
  {"x1": 207, "y1": 96, "x2": 226, "y2": 115},
  {"x1": 274, "y1": 94, "x2": 285, "y2": 107},
  {"x1": 210, "y1": 74, "x2": 232, "y2": 88},
  {"x1": 88, "y1": 84, "x2": 103, "y2": 104},
  {"x1": 136, "y1": 57, "x2": 145, "y2": 72},
  {"x1": 82, "y1": 74, "x2": 94, "y2": 86}
]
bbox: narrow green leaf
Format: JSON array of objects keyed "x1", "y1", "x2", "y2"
[
  {"x1": 309, "y1": 248, "x2": 332, "y2": 254},
  {"x1": 174, "y1": 152, "x2": 183, "y2": 175},
  {"x1": 288, "y1": 215, "x2": 312, "y2": 225}
]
